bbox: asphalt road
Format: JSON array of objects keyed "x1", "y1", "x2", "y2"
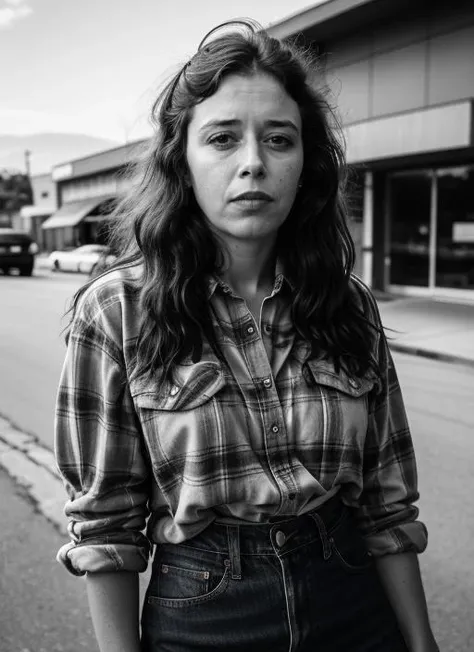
[{"x1": 1, "y1": 268, "x2": 473, "y2": 651}]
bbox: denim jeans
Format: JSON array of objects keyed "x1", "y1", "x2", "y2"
[{"x1": 141, "y1": 495, "x2": 409, "y2": 651}]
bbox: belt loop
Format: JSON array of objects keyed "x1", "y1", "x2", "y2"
[
  {"x1": 226, "y1": 525, "x2": 242, "y2": 580},
  {"x1": 309, "y1": 513, "x2": 332, "y2": 560}
]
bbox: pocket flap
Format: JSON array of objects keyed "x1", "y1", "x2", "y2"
[
  {"x1": 306, "y1": 358, "x2": 375, "y2": 398},
  {"x1": 132, "y1": 361, "x2": 225, "y2": 411}
]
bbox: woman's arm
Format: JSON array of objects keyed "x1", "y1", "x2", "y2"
[
  {"x1": 86, "y1": 571, "x2": 141, "y2": 652},
  {"x1": 375, "y1": 552, "x2": 439, "y2": 652}
]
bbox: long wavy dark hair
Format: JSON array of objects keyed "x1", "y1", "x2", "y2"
[{"x1": 68, "y1": 19, "x2": 381, "y2": 384}]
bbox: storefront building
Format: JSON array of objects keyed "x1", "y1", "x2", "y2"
[
  {"x1": 268, "y1": 0, "x2": 474, "y2": 301},
  {"x1": 17, "y1": 173, "x2": 57, "y2": 251},
  {"x1": 42, "y1": 140, "x2": 146, "y2": 252}
]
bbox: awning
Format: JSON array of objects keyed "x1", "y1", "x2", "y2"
[{"x1": 41, "y1": 196, "x2": 115, "y2": 230}]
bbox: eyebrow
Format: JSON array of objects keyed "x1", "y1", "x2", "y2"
[{"x1": 199, "y1": 119, "x2": 300, "y2": 134}]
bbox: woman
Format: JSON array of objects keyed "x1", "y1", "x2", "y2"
[{"x1": 55, "y1": 20, "x2": 439, "y2": 652}]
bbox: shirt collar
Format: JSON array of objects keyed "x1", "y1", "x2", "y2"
[{"x1": 205, "y1": 258, "x2": 293, "y2": 300}]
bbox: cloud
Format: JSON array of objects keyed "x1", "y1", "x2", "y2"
[{"x1": 0, "y1": 1, "x2": 32, "y2": 29}]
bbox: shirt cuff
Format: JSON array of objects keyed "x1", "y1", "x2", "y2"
[
  {"x1": 57, "y1": 540, "x2": 151, "y2": 576},
  {"x1": 365, "y1": 520, "x2": 428, "y2": 557}
]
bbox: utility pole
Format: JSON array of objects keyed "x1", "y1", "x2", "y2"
[{"x1": 24, "y1": 149, "x2": 31, "y2": 178}]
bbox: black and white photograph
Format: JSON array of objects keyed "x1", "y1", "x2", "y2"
[{"x1": 1, "y1": 1, "x2": 474, "y2": 651}]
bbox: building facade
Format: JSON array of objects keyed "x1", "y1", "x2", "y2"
[
  {"x1": 42, "y1": 140, "x2": 146, "y2": 252},
  {"x1": 269, "y1": 0, "x2": 474, "y2": 302},
  {"x1": 17, "y1": 173, "x2": 57, "y2": 250}
]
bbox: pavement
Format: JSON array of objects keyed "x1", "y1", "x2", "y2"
[{"x1": 374, "y1": 292, "x2": 474, "y2": 369}]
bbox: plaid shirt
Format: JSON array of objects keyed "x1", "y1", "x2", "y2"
[{"x1": 55, "y1": 265, "x2": 427, "y2": 576}]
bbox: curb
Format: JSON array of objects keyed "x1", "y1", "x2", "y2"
[
  {"x1": 0, "y1": 415, "x2": 67, "y2": 535},
  {"x1": 389, "y1": 343, "x2": 474, "y2": 369}
]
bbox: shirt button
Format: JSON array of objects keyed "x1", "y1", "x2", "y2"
[
  {"x1": 247, "y1": 326, "x2": 255, "y2": 335},
  {"x1": 271, "y1": 424, "x2": 279, "y2": 434},
  {"x1": 263, "y1": 377, "x2": 272, "y2": 389},
  {"x1": 264, "y1": 324, "x2": 272, "y2": 334},
  {"x1": 275, "y1": 531, "x2": 286, "y2": 547},
  {"x1": 170, "y1": 385, "x2": 179, "y2": 396}
]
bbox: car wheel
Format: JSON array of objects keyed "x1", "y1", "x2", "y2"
[{"x1": 52, "y1": 260, "x2": 60, "y2": 271}]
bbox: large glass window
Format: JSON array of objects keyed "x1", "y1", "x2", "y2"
[
  {"x1": 347, "y1": 168, "x2": 364, "y2": 277},
  {"x1": 389, "y1": 172, "x2": 432, "y2": 287},
  {"x1": 436, "y1": 166, "x2": 474, "y2": 290}
]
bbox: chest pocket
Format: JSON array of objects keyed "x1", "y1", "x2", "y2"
[
  {"x1": 297, "y1": 358, "x2": 377, "y2": 453},
  {"x1": 131, "y1": 361, "x2": 226, "y2": 412},
  {"x1": 130, "y1": 361, "x2": 227, "y2": 495},
  {"x1": 305, "y1": 358, "x2": 376, "y2": 399}
]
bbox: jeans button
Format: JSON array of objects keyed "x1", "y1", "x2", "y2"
[{"x1": 275, "y1": 530, "x2": 286, "y2": 547}]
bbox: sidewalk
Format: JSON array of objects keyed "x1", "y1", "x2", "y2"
[{"x1": 375, "y1": 294, "x2": 474, "y2": 368}]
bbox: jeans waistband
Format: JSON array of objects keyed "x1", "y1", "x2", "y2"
[{"x1": 166, "y1": 493, "x2": 348, "y2": 580}]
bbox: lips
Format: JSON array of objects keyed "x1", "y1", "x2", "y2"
[{"x1": 231, "y1": 191, "x2": 273, "y2": 202}]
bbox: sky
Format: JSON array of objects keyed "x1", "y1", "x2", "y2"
[{"x1": 1, "y1": 0, "x2": 327, "y2": 143}]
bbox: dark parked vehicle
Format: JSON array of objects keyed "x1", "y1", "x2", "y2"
[{"x1": 0, "y1": 228, "x2": 38, "y2": 276}]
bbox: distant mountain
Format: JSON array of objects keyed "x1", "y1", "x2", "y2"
[{"x1": 0, "y1": 133, "x2": 121, "y2": 176}]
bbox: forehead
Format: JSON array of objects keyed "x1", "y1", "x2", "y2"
[{"x1": 189, "y1": 72, "x2": 301, "y2": 128}]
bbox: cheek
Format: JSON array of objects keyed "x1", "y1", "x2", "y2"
[
  {"x1": 278, "y1": 165, "x2": 300, "y2": 199},
  {"x1": 191, "y1": 167, "x2": 226, "y2": 217}
]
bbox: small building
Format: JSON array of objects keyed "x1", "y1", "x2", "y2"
[
  {"x1": 41, "y1": 140, "x2": 146, "y2": 252},
  {"x1": 16, "y1": 173, "x2": 57, "y2": 250},
  {"x1": 268, "y1": 0, "x2": 474, "y2": 302}
]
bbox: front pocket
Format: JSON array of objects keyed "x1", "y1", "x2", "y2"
[
  {"x1": 147, "y1": 555, "x2": 230, "y2": 608},
  {"x1": 328, "y1": 510, "x2": 373, "y2": 573}
]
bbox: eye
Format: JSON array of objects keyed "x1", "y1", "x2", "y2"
[
  {"x1": 265, "y1": 134, "x2": 293, "y2": 149},
  {"x1": 208, "y1": 133, "x2": 236, "y2": 149}
]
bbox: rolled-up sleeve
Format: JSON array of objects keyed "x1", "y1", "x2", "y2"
[
  {"x1": 55, "y1": 288, "x2": 151, "y2": 576},
  {"x1": 353, "y1": 282, "x2": 428, "y2": 557}
]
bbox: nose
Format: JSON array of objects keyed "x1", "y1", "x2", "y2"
[{"x1": 238, "y1": 138, "x2": 266, "y2": 179}]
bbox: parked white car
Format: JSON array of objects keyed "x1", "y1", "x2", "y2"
[{"x1": 49, "y1": 244, "x2": 109, "y2": 273}]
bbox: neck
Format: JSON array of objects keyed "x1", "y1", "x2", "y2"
[{"x1": 220, "y1": 237, "x2": 277, "y2": 298}]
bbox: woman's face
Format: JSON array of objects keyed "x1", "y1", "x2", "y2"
[{"x1": 185, "y1": 72, "x2": 304, "y2": 248}]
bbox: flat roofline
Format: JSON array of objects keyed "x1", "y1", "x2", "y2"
[
  {"x1": 51, "y1": 137, "x2": 148, "y2": 172},
  {"x1": 266, "y1": 0, "x2": 421, "y2": 42},
  {"x1": 266, "y1": 0, "x2": 377, "y2": 38}
]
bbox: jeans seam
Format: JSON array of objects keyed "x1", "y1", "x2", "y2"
[{"x1": 276, "y1": 555, "x2": 294, "y2": 652}]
